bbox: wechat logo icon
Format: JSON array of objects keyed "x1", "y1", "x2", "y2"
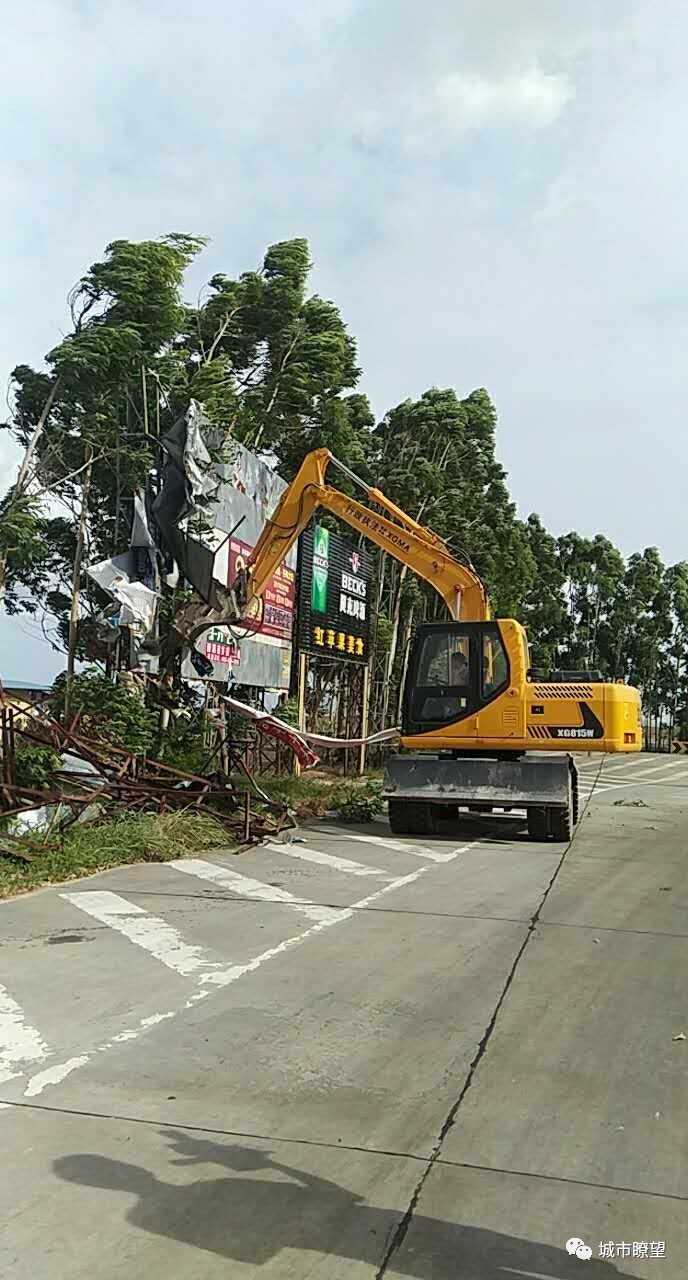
[{"x1": 566, "y1": 1238, "x2": 593, "y2": 1261}]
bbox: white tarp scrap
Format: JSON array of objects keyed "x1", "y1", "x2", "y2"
[
  {"x1": 112, "y1": 581, "x2": 158, "y2": 636},
  {"x1": 130, "y1": 492, "x2": 156, "y2": 548},
  {"x1": 86, "y1": 553, "x2": 133, "y2": 596},
  {"x1": 85, "y1": 557, "x2": 158, "y2": 638}
]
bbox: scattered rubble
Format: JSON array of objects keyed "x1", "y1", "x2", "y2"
[{"x1": 0, "y1": 703, "x2": 292, "y2": 863}]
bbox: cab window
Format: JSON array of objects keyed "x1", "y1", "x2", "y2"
[{"x1": 412, "y1": 630, "x2": 472, "y2": 724}]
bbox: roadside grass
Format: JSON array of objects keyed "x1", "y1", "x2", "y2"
[
  {"x1": 249, "y1": 770, "x2": 384, "y2": 820},
  {"x1": 0, "y1": 811, "x2": 234, "y2": 899},
  {"x1": 0, "y1": 770, "x2": 385, "y2": 899}
]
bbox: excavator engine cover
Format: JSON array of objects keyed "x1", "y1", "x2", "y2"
[{"x1": 382, "y1": 753, "x2": 576, "y2": 842}]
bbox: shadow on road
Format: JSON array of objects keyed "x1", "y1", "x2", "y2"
[
  {"x1": 362, "y1": 815, "x2": 535, "y2": 844},
  {"x1": 54, "y1": 1129, "x2": 634, "y2": 1278}
]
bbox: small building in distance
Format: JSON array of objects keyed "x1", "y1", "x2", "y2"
[{"x1": 0, "y1": 679, "x2": 53, "y2": 710}]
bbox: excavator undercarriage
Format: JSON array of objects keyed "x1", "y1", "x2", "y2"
[{"x1": 383, "y1": 751, "x2": 579, "y2": 841}]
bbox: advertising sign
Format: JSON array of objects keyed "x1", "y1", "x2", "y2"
[
  {"x1": 228, "y1": 536, "x2": 295, "y2": 641},
  {"x1": 298, "y1": 522, "x2": 372, "y2": 664}
]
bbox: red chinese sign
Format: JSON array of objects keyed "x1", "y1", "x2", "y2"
[{"x1": 228, "y1": 537, "x2": 295, "y2": 642}]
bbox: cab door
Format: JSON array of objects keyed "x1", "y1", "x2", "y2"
[
  {"x1": 403, "y1": 625, "x2": 480, "y2": 738},
  {"x1": 477, "y1": 621, "x2": 523, "y2": 741}
]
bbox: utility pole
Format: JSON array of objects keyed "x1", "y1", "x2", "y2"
[{"x1": 64, "y1": 449, "x2": 93, "y2": 718}]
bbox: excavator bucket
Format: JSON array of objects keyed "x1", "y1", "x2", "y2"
[{"x1": 382, "y1": 753, "x2": 576, "y2": 842}]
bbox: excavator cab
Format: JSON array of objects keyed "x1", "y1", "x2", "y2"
[{"x1": 403, "y1": 622, "x2": 510, "y2": 735}]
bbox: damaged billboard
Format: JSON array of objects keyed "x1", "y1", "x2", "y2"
[{"x1": 181, "y1": 438, "x2": 296, "y2": 690}]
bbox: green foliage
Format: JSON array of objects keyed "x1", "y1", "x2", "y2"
[
  {"x1": 242, "y1": 770, "x2": 383, "y2": 820},
  {"x1": 51, "y1": 671, "x2": 156, "y2": 755},
  {"x1": 0, "y1": 492, "x2": 50, "y2": 612},
  {"x1": 0, "y1": 492, "x2": 43, "y2": 563},
  {"x1": 274, "y1": 697, "x2": 301, "y2": 727},
  {"x1": 14, "y1": 746, "x2": 62, "y2": 791},
  {"x1": 4, "y1": 228, "x2": 685, "y2": 752},
  {"x1": 156, "y1": 713, "x2": 208, "y2": 775},
  {"x1": 334, "y1": 780, "x2": 383, "y2": 822}
]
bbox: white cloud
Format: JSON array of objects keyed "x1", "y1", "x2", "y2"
[
  {"x1": 353, "y1": 65, "x2": 572, "y2": 151},
  {"x1": 436, "y1": 67, "x2": 572, "y2": 126},
  {"x1": 1, "y1": 0, "x2": 687, "y2": 677}
]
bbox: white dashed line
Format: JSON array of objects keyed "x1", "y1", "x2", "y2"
[
  {"x1": 169, "y1": 858, "x2": 348, "y2": 923},
  {"x1": 264, "y1": 841, "x2": 388, "y2": 878},
  {"x1": 60, "y1": 890, "x2": 219, "y2": 976},
  {"x1": 316, "y1": 826, "x2": 464, "y2": 862}
]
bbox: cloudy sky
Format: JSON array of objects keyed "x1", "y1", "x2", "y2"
[{"x1": 1, "y1": 0, "x2": 685, "y2": 680}]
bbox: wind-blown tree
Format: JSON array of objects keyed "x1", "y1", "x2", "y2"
[
  {"x1": 555, "y1": 532, "x2": 625, "y2": 670},
  {"x1": 2, "y1": 234, "x2": 207, "y2": 652},
  {"x1": 1, "y1": 234, "x2": 373, "y2": 662},
  {"x1": 179, "y1": 239, "x2": 369, "y2": 476},
  {"x1": 519, "y1": 514, "x2": 567, "y2": 670}
]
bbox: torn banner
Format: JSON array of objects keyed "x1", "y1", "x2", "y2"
[
  {"x1": 223, "y1": 696, "x2": 320, "y2": 769},
  {"x1": 223, "y1": 695, "x2": 400, "y2": 769}
]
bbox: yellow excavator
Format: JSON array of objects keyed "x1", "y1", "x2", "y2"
[{"x1": 184, "y1": 448, "x2": 642, "y2": 842}]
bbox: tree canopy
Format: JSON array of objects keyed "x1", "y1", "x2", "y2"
[{"x1": 2, "y1": 232, "x2": 685, "y2": 748}]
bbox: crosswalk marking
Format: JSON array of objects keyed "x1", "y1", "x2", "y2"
[
  {"x1": 4, "y1": 863, "x2": 434, "y2": 1109},
  {"x1": 168, "y1": 859, "x2": 348, "y2": 925},
  {"x1": 201, "y1": 864, "x2": 431, "y2": 988},
  {"x1": 0, "y1": 982, "x2": 51, "y2": 1085},
  {"x1": 264, "y1": 841, "x2": 387, "y2": 878},
  {"x1": 577, "y1": 755, "x2": 648, "y2": 773},
  {"x1": 617, "y1": 752, "x2": 655, "y2": 764},
  {"x1": 60, "y1": 890, "x2": 218, "y2": 977},
  {"x1": 612, "y1": 758, "x2": 688, "y2": 780},
  {"x1": 317, "y1": 826, "x2": 463, "y2": 863}
]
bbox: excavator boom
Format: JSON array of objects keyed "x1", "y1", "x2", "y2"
[
  {"x1": 238, "y1": 448, "x2": 489, "y2": 622},
  {"x1": 207, "y1": 447, "x2": 642, "y2": 842}
]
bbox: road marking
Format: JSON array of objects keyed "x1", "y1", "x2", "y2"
[
  {"x1": 200, "y1": 864, "x2": 432, "y2": 987},
  {"x1": 612, "y1": 759, "x2": 688, "y2": 780},
  {"x1": 0, "y1": 983, "x2": 51, "y2": 1085},
  {"x1": 264, "y1": 841, "x2": 387, "y2": 878},
  {"x1": 60, "y1": 890, "x2": 219, "y2": 977},
  {"x1": 317, "y1": 826, "x2": 461, "y2": 862},
  {"x1": 169, "y1": 859, "x2": 347, "y2": 924},
  {"x1": 24, "y1": 1056, "x2": 89, "y2": 1097},
  {"x1": 584, "y1": 775, "x2": 687, "y2": 794},
  {"x1": 7, "y1": 862, "x2": 438, "y2": 1105},
  {"x1": 578, "y1": 755, "x2": 651, "y2": 773}
]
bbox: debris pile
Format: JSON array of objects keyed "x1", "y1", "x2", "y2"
[{"x1": 0, "y1": 704, "x2": 292, "y2": 863}]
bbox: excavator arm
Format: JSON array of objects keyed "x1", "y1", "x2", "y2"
[
  {"x1": 234, "y1": 448, "x2": 490, "y2": 623},
  {"x1": 170, "y1": 444, "x2": 640, "y2": 845}
]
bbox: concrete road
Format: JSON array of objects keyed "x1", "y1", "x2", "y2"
[{"x1": 1, "y1": 751, "x2": 687, "y2": 1278}]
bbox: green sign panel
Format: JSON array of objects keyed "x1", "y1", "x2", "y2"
[{"x1": 311, "y1": 525, "x2": 330, "y2": 613}]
